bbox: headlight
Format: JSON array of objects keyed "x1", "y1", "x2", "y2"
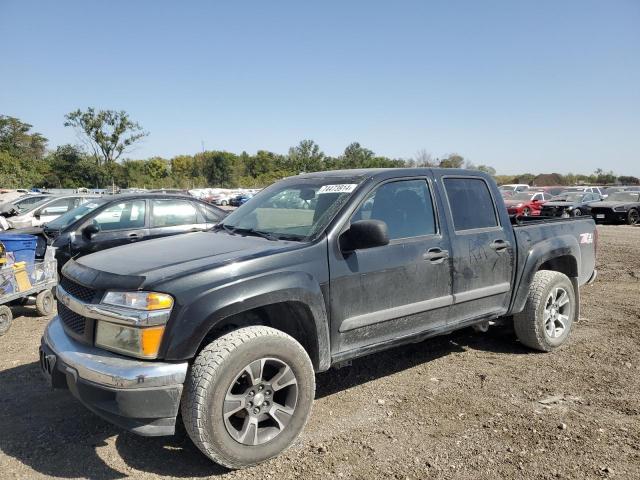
[
  {"x1": 102, "y1": 291, "x2": 173, "y2": 310},
  {"x1": 96, "y1": 290, "x2": 173, "y2": 358},
  {"x1": 95, "y1": 322, "x2": 165, "y2": 359}
]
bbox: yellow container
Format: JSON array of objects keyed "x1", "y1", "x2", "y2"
[{"x1": 12, "y1": 261, "x2": 32, "y2": 292}]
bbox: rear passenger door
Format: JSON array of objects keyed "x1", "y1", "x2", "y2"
[
  {"x1": 329, "y1": 177, "x2": 453, "y2": 354},
  {"x1": 148, "y1": 198, "x2": 207, "y2": 240},
  {"x1": 439, "y1": 175, "x2": 514, "y2": 323}
]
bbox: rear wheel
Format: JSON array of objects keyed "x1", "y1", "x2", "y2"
[
  {"x1": 627, "y1": 208, "x2": 639, "y2": 225},
  {"x1": 573, "y1": 208, "x2": 582, "y2": 216},
  {"x1": 182, "y1": 326, "x2": 315, "y2": 469},
  {"x1": 220, "y1": 200, "x2": 228, "y2": 206},
  {"x1": 522, "y1": 207, "x2": 531, "y2": 216},
  {"x1": 0, "y1": 305, "x2": 13, "y2": 336},
  {"x1": 514, "y1": 270, "x2": 575, "y2": 352}
]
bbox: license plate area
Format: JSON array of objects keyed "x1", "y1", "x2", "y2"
[{"x1": 596, "y1": 214, "x2": 605, "y2": 219}]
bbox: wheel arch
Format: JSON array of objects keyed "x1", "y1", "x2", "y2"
[
  {"x1": 162, "y1": 272, "x2": 331, "y2": 371},
  {"x1": 510, "y1": 234, "x2": 581, "y2": 315}
]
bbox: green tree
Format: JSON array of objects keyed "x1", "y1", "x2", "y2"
[
  {"x1": 288, "y1": 139, "x2": 325, "y2": 172},
  {"x1": 341, "y1": 142, "x2": 374, "y2": 168},
  {"x1": 439, "y1": 154, "x2": 465, "y2": 169},
  {"x1": 64, "y1": 108, "x2": 148, "y2": 165}
]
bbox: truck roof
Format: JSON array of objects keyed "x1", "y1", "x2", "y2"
[{"x1": 297, "y1": 167, "x2": 480, "y2": 181}]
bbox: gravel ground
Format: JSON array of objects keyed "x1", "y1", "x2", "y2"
[{"x1": 0, "y1": 225, "x2": 638, "y2": 479}]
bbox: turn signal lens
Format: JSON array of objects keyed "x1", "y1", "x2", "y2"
[
  {"x1": 95, "y1": 322, "x2": 165, "y2": 359},
  {"x1": 146, "y1": 292, "x2": 174, "y2": 310}
]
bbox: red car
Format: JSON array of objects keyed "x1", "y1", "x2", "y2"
[{"x1": 504, "y1": 191, "x2": 552, "y2": 216}]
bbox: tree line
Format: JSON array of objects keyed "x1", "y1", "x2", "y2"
[{"x1": 1, "y1": 110, "x2": 638, "y2": 190}]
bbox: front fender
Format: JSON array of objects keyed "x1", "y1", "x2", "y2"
[{"x1": 162, "y1": 271, "x2": 330, "y2": 371}]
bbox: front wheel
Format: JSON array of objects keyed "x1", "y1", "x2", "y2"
[
  {"x1": 522, "y1": 207, "x2": 531, "y2": 216},
  {"x1": 514, "y1": 270, "x2": 576, "y2": 352},
  {"x1": 220, "y1": 200, "x2": 228, "y2": 206},
  {"x1": 182, "y1": 326, "x2": 315, "y2": 469},
  {"x1": 573, "y1": 208, "x2": 582, "y2": 216},
  {"x1": 627, "y1": 208, "x2": 639, "y2": 225}
]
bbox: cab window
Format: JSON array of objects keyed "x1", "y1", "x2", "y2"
[
  {"x1": 150, "y1": 199, "x2": 199, "y2": 227},
  {"x1": 352, "y1": 179, "x2": 436, "y2": 240},
  {"x1": 92, "y1": 200, "x2": 146, "y2": 231}
]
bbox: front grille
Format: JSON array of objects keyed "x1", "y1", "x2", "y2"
[
  {"x1": 58, "y1": 302, "x2": 87, "y2": 335},
  {"x1": 59, "y1": 277, "x2": 96, "y2": 303}
]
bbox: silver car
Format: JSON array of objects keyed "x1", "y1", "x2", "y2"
[{"x1": 5, "y1": 194, "x2": 100, "y2": 229}]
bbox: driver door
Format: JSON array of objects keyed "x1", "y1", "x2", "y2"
[
  {"x1": 75, "y1": 200, "x2": 148, "y2": 256},
  {"x1": 328, "y1": 177, "x2": 453, "y2": 355}
]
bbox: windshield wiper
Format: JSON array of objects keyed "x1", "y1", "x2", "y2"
[
  {"x1": 233, "y1": 228, "x2": 279, "y2": 241},
  {"x1": 214, "y1": 224, "x2": 278, "y2": 241}
]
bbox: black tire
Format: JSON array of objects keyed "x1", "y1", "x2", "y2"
[
  {"x1": 181, "y1": 326, "x2": 315, "y2": 469},
  {"x1": 514, "y1": 270, "x2": 576, "y2": 352},
  {"x1": 627, "y1": 208, "x2": 639, "y2": 225},
  {"x1": 573, "y1": 208, "x2": 582, "y2": 217},
  {"x1": 35, "y1": 289, "x2": 55, "y2": 316},
  {"x1": 0, "y1": 305, "x2": 13, "y2": 336}
]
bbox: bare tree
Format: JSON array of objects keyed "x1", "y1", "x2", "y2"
[{"x1": 414, "y1": 149, "x2": 436, "y2": 167}]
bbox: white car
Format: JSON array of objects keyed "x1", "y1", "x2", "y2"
[
  {"x1": 5, "y1": 194, "x2": 100, "y2": 229},
  {"x1": 499, "y1": 184, "x2": 530, "y2": 193}
]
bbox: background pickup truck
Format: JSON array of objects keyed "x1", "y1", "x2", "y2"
[{"x1": 40, "y1": 168, "x2": 597, "y2": 469}]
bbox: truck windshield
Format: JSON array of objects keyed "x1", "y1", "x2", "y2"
[
  {"x1": 219, "y1": 177, "x2": 364, "y2": 241},
  {"x1": 45, "y1": 200, "x2": 106, "y2": 230}
]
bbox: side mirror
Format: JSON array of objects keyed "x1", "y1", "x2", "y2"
[
  {"x1": 340, "y1": 219, "x2": 389, "y2": 252},
  {"x1": 83, "y1": 223, "x2": 101, "y2": 239}
]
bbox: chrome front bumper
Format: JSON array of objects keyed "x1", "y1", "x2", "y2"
[
  {"x1": 43, "y1": 315, "x2": 188, "y2": 389},
  {"x1": 41, "y1": 316, "x2": 189, "y2": 435}
]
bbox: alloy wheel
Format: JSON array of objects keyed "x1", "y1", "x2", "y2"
[
  {"x1": 223, "y1": 357, "x2": 299, "y2": 446},
  {"x1": 543, "y1": 287, "x2": 571, "y2": 338}
]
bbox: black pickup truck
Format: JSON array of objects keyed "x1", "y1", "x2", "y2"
[{"x1": 40, "y1": 169, "x2": 597, "y2": 468}]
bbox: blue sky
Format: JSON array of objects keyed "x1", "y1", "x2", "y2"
[{"x1": 1, "y1": 0, "x2": 639, "y2": 175}]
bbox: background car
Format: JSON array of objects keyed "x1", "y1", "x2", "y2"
[
  {"x1": 3, "y1": 194, "x2": 98, "y2": 229},
  {"x1": 0, "y1": 194, "x2": 51, "y2": 217},
  {"x1": 499, "y1": 184, "x2": 529, "y2": 193},
  {"x1": 503, "y1": 191, "x2": 552, "y2": 216},
  {"x1": 205, "y1": 192, "x2": 235, "y2": 206},
  {"x1": 229, "y1": 193, "x2": 254, "y2": 206},
  {"x1": 34, "y1": 193, "x2": 227, "y2": 268},
  {"x1": 562, "y1": 186, "x2": 605, "y2": 196},
  {"x1": 539, "y1": 191, "x2": 603, "y2": 217},
  {"x1": 590, "y1": 191, "x2": 640, "y2": 225},
  {"x1": 530, "y1": 186, "x2": 566, "y2": 196}
]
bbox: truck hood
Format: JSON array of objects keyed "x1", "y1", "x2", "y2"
[{"x1": 75, "y1": 231, "x2": 300, "y2": 285}]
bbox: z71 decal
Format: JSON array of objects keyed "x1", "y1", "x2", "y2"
[{"x1": 580, "y1": 233, "x2": 594, "y2": 244}]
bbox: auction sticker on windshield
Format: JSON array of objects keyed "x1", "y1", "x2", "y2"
[{"x1": 318, "y1": 184, "x2": 357, "y2": 194}]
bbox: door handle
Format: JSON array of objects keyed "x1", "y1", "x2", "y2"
[
  {"x1": 489, "y1": 239, "x2": 510, "y2": 251},
  {"x1": 423, "y1": 248, "x2": 449, "y2": 263},
  {"x1": 128, "y1": 233, "x2": 140, "y2": 241}
]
